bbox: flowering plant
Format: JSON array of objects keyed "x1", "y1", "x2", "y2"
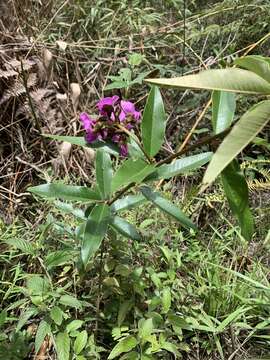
[
  {"x1": 29, "y1": 55, "x2": 267, "y2": 271},
  {"x1": 80, "y1": 96, "x2": 141, "y2": 157}
]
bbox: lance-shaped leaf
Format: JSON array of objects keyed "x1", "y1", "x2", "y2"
[
  {"x1": 110, "y1": 216, "x2": 142, "y2": 241},
  {"x1": 212, "y1": 91, "x2": 236, "y2": 134},
  {"x1": 221, "y1": 160, "x2": 254, "y2": 240},
  {"x1": 145, "y1": 68, "x2": 270, "y2": 95},
  {"x1": 111, "y1": 194, "x2": 146, "y2": 213},
  {"x1": 203, "y1": 100, "x2": 270, "y2": 188},
  {"x1": 146, "y1": 152, "x2": 212, "y2": 181},
  {"x1": 234, "y1": 55, "x2": 270, "y2": 83},
  {"x1": 43, "y1": 134, "x2": 119, "y2": 155},
  {"x1": 96, "y1": 149, "x2": 113, "y2": 199},
  {"x1": 28, "y1": 183, "x2": 101, "y2": 202},
  {"x1": 140, "y1": 186, "x2": 196, "y2": 230},
  {"x1": 81, "y1": 204, "x2": 110, "y2": 266},
  {"x1": 142, "y1": 86, "x2": 166, "y2": 157},
  {"x1": 111, "y1": 158, "x2": 155, "y2": 193}
]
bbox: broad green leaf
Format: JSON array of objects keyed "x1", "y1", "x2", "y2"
[
  {"x1": 35, "y1": 320, "x2": 51, "y2": 353},
  {"x1": 59, "y1": 294, "x2": 83, "y2": 310},
  {"x1": 203, "y1": 100, "x2": 270, "y2": 187},
  {"x1": 118, "y1": 300, "x2": 133, "y2": 326},
  {"x1": 140, "y1": 186, "x2": 197, "y2": 230},
  {"x1": 111, "y1": 158, "x2": 155, "y2": 193},
  {"x1": 28, "y1": 183, "x2": 101, "y2": 202},
  {"x1": 66, "y1": 320, "x2": 84, "y2": 333},
  {"x1": 50, "y1": 306, "x2": 63, "y2": 326},
  {"x1": 138, "y1": 318, "x2": 154, "y2": 341},
  {"x1": 0, "y1": 311, "x2": 7, "y2": 327},
  {"x1": 54, "y1": 201, "x2": 85, "y2": 219},
  {"x1": 142, "y1": 86, "x2": 166, "y2": 157},
  {"x1": 43, "y1": 134, "x2": 119, "y2": 155},
  {"x1": 212, "y1": 91, "x2": 236, "y2": 134},
  {"x1": 161, "y1": 342, "x2": 181, "y2": 357},
  {"x1": 56, "y1": 332, "x2": 70, "y2": 360},
  {"x1": 128, "y1": 137, "x2": 146, "y2": 160},
  {"x1": 108, "y1": 336, "x2": 138, "y2": 359},
  {"x1": 74, "y1": 330, "x2": 88, "y2": 354},
  {"x1": 81, "y1": 204, "x2": 110, "y2": 265},
  {"x1": 221, "y1": 160, "x2": 254, "y2": 240},
  {"x1": 145, "y1": 68, "x2": 270, "y2": 94},
  {"x1": 234, "y1": 55, "x2": 270, "y2": 83},
  {"x1": 96, "y1": 149, "x2": 113, "y2": 199},
  {"x1": 27, "y1": 276, "x2": 50, "y2": 296},
  {"x1": 110, "y1": 216, "x2": 141, "y2": 241},
  {"x1": 111, "y1": 194, "x2": 146, "y2": 213},
  {"x1": 146, "y1": 152, "x2": 212, "y2": 181}
]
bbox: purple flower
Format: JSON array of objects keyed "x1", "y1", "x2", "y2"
[
  {"x1": 80, "y1": 112, "x2": 96, "y2": 131},
  {"x1": 119, "y1": 100, "x2": 141, "y2": 122},
  {"x1": 86, "y1": 130, "x2": 98, "y2": 143},
  {"x1": 120, "y1": 144, "x2": 128, "y2": 157},
  {"x1": 97, "y1": 95, "x2": 119, "y2": 117},
  {"x1": 112, "y1": 134, "x2": 121, "y2": 143}
]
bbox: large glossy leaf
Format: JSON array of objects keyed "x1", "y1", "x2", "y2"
[
  {"x1": 146, "y1": 152, "x2": 212, "y2": 181},
  {"x1": 221, "y1": 161, "x2": 254, "y2": 240},
  {"x1": 234, "y1": 55, "x2": 270, "y2": 83},
  {"x1": 212, "y1": 91, "x2": 236, "y2": 134},
  {"x1": 43, "y1": 134, "x2": 119, "y2": 155},
  {"x1": 145, "y1": 68, "x2": 270, "y2": 94},
  {"x1": 81, "y1": 204, "x2": 110, "y2": 266},
  {"x1": 110, "y1": 216, "x2": 142, "y2": 241},
  {"x1": 111, "y1": 158, "x2": 155, "y2": 193},
  {"x1": 140, "y1": 186, "x2": 197, "y2": 230},
  {"x1": 203, "y1": 100, "x2": 270, "y2": 187},
  {"x1": 111, "y1": 194, "x2": 146, "y2": 213},
  {"x1": 142, "y1": 86, "x2": 166, "y2": 157},
  {"x1": 28, "y1": 183, "x2": 101, "y2": 202},
  {"x1": 96, "y1": 149, "x2": 113, "y2": 199}
]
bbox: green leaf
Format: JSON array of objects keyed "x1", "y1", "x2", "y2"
[
  {"x1": 203, "y1": 100, "x2": 270, "y2": 188},
  {"x1": 221, "y1": 160, "x2": 254, "y2": 240},
  {"x1": 4, "y1": 238, "x2": 35, "y2": 255},
  {"x1": 212, "y1": 91, "x2": 236, "y2": 134},
  {"x1": 111, "y1": 158, "x2": 155, "y2": 193},
  {"x1": 43, "y1": 134, "x2": 119, "y2": 155},
  {"x1": 162, "y1": 288, "x2": 171, "y2": 313},
  {"x1": 146, "y1": 152, "x2": 212, "y2": 181},
  {"x1": 110, "y1": 216, "x2": 142, "y2": 241},
  {"x1": 45, "y1": 250, "x2": 74, "y2": 269},
  {"x1": 74, "y1": 330, "x2": 88, "y2": 355},
  {"x1": 145, "y1": 68, "x2": 270, "y2": 94},
  {"x1": 16, "y1": 307, "x2": 38, "y2": 332},
  {"x1": 234, "y1": 55, "x2": 270, "y2": 83},
  {"x1": 35, "y1": 320, "x2": 51, "y2": 353},
  {"x1": 140, "y1": 186, "x2": 197, "y2": 230},
  {"x1": 96, "y1": 149, "x2": 113, "y2": 199},
  {"x1": 81, "y1": 204, "x2": 110, "y2": 266},
  {"x1": 27, "y1": 276, "x2": 50, "y2": 296},
  {"x1": 66, "y1": 320, "x2": 84, "y2": 333},
  {"x1": 59, "y1": 295, "x2": 83, "y2": 310},
  {"x1": 0, "y1": 311, "x2": 7, "y2": 327},
  {"x1": 142, "y1": 86, "x2": 166, "y2": 157},
  {"x1": 111, "y1": 194, "x2": 146, "y2": 213},
  {"x1": 108, "y1": 336, "x2": 138, "y2": 359},
  {"x1": 161, "y1": 342, "x2": 181, "y2": 357},
  {"x1": 50, "y1": 306, "x2": 63, "y2": 326},
  {"x1": 56, "y1": 332, "x2": 70, "y2": 360},
  {"x1": 138, "y1": 318, "x2": 154, "y2": 341},
  {"x1": 216, "y1": 306, "x2": 251, "y2": 333},
  {"x1": 28, "y1": 183, "x2": 101, "y2": 202}
]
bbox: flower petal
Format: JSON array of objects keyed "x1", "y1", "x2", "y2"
[
  {"x1": 97, "y1": 96, "x2": 119, "y2": 114},
  {"x1": 120, "y1": 144, "x2": 128, "y2": 157},
  {"x1": 80, "y1": 112, "x2": 95, "y2": 130},
  {"x1": 120, "y1": 100, "x2": 135, "y2": 114}
]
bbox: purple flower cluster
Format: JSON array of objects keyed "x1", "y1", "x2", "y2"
[{"x1": 80, "y1": 96, "x2": 141, "y2": 157}]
